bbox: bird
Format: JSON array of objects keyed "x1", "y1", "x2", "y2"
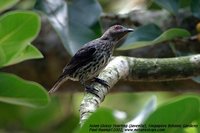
[{"x1": 49, "y1": 25, "x2": 134, "y2": 94}]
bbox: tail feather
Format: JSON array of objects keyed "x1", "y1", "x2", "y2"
[{"x1": 49, "y1": 75, "x2": 68, "y2": 94}]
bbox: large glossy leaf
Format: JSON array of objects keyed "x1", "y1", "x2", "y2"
[
  {"x1": 0, "y1": 11, "x2": 40, "y2": 44},
  {"x1": 0, "y1": 11, "x2": 42, "y2": 67},
  {"x1": 4, "y1": 43, "x2": 43, "y2": 66},
  {"x1": 154, "y1": 0, "x2": 180, "y2": 15},
  {"x1": 118, "y1": 24, "x2": 190, "y2": 50},
  {"x1": 119, "y1": 23, "x2": 162, "y2": 48},
  {"x1": 0, "y1": 47, "x2": 5, "y2": 65},
  {"x1": 138, "y1": 96, "x2": 200, "y2": 133},
  {"x1": 191, "y1": 0, "x2": 200, "y2": 18},
  {"x1": 22, "y1": 97, "x2": 63, "y2": 130},
  {"x1": 124, "y1": 96, "x2": 157, "y2": 133},
  {"x1": 0, "y1": 72, "x2": 49, "y2": 108},
  {"x1": 79, "y1": 108, "x2": 117, "y2": 133},
  {"x1": 0, "y1": 0, "x2": 19, "y2": 12},
  {"x1": 35, "y1": 0, "x2": 102, "y2": 55}
]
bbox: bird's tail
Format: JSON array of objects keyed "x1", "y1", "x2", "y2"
[{"x1": 49, "y1": 75, "x2": 68, "y2": 94}]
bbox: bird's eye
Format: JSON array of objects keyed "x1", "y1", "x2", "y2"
[{"x1": 114, "y1": 25, "x2": 122, "y2": 30}]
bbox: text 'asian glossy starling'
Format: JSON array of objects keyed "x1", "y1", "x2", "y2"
[{"x1": 49, "y1": 25, "x2": 134, "y2": 93}]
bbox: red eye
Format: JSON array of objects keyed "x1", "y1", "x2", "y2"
[{"x1": 114, "y1": 25, "x2": 122, "y2": 30}]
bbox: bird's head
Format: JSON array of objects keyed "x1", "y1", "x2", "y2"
[{"x1": 101, "y1": 25, "x2": 134, "y2": 42}]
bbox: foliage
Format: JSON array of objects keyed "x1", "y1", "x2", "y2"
[
  {"x1": 117, "y1": 24, "x2": 190, "y2": 50},
  {"x1": 35, "y1": 0, "x2": 102, "y2": 55},
  {"x1": 0, "y1": 1, "x2": 49, "y2": 108},
  {"x1": 0, "y1": 0, "x2": 19, "y2": 13},
  {"x1": 191, "y1": 0, "x2": 200, "y2": 18},
  {"x1": 0, "y1": 11, "x2": 43, "y2": 67},
  {"x1": 153, "y1": 0, "x2": 180, "y2": 15},
  {"x1": 138, "y1": 95, "x2": 200, "y2": 133},
  {"x1": 76, "y1": 95, "x2": 200, "y2": 133},
  {"x1": 34, "y1": 0, "x2": 196, "y2": 55},
  {"x1": 152, "y1": 0, "x2": 200, "y2": 18}
]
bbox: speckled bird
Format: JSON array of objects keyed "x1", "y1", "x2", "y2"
[{"x1": 49, "y1": 25, "x2": 133, "y2": 93}]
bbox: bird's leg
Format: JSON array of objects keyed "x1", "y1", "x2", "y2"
[
  {"x1": 94, "y1": 77, "x2": 110, "y2": 88},
  {"x1": 80, "y1": 80, "x2": 100, "y2": 98},
  {"x1": 85, "y1": 85, "x2": 100, "y2": 98}
]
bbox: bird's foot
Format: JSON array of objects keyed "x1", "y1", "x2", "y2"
[
  {"x1": 85, "y1": 85, "x2": 100, "y2": 98},
  {"x1": 94, "y1": 77, "x2": 110, "y2": 88}
]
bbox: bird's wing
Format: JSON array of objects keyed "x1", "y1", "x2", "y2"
[{"x1": 63, "y1": 45, "x2": 97, "y2": 75}]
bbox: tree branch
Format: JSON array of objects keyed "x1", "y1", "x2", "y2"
[
  {"x1": 128, "y1": 54, "x2": 200, "y2": 81},
  {"x1": 79, "y1": 54, "x2": 200, "y2": 125}
]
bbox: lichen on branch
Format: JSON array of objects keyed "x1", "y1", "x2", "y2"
[{"x1": 79, "y1": 54, "x2": 200, "y2": 125}]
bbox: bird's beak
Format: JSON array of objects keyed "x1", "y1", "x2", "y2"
[{"x1": 126, "y1": 28, "x2": 134, "y2": 32}]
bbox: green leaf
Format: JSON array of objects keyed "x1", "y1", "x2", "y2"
[
  {"x1": 0, "y1": 11, "x2": 42, "y2": 67},
  {"x1": 0, "y1": 11, "x2": 40, "y2": 44},
  {"x1": 125, "y1": 96, "x2": 157, "y2": 131},
  {"x1": 0, "y1": 0, "x2": 19, "y2": 12},
  {"x1": 16, "y1": 44, "x2": 43, "y2": 62},
  {"x1": 154, "y1": 0, "x2": 180, "y2": 15},
  {"x1": 0, "y1": 42, "x2": 26, "y2": 67},
  {"x1": 191, "y1": 0, "x2": 200, "y2": 18},
  {"x1": 0, "y1": 72, "x2": 50, "y2": 108},
  {"x1": 1, "y1": 43, "x2": 43, "y2": 67},
  {"x1": 0, "y1": 102, "x2": 21, "y2": 128},
  {"x1": 22, "y1": 97, "x2": 62, "y2": 130},
  {"x1": 35, "y1": 0, "x2": 102, "y2": 55},
  {"x1": 0, "y1": 47, "x2": 5, "y2": 65},
  {"x1": 180, "y1": 0, "x2": 191, "y2": 8},
  {"x1": 150, "y1": 0, "x2": 191, "y2": 11},
  {"x1": 118, "y1": 26, "x2": 190, "y2": 50},
  {"x1": 138, "y1": 96, "x2": 200, "y2": 133},
  {"x1": 79, "y1": 108, "x2": 117, "y2": 133},
  {"x1": 120, "y1": 23, "x2": 163, "y2": 46},
  {"x1": 149, "y1": 2, "x2": 162, "y2": 10}
]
